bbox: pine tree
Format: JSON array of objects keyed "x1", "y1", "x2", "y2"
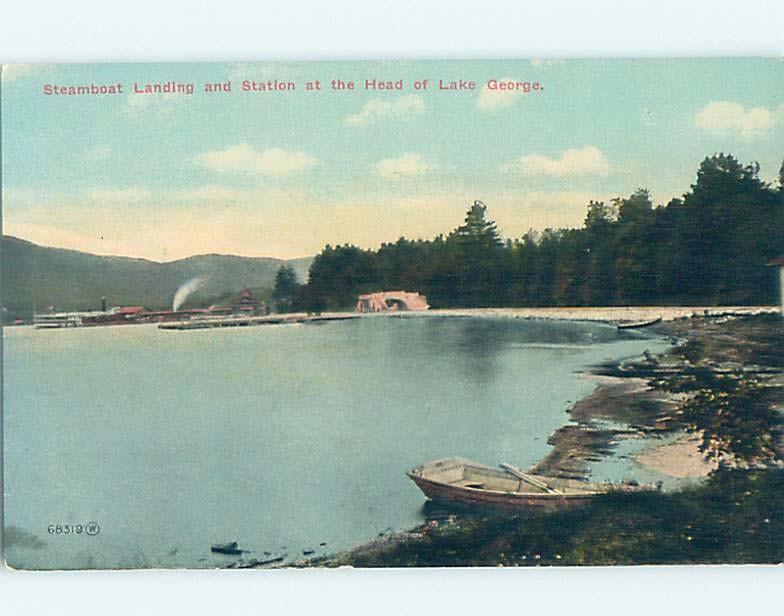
[
  {"x1": 450, "y1": 200, "x2": 504, "y2": 250},
  {"x1": 446, "y1": 201, "x2": 507, "y2": 307},
  {"x1": 272, "y1": 265, "x2": 300, "y2": 312}
]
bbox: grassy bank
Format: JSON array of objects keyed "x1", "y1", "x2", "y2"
[{"x1": 334, "y1": 468, "x2": 783, "y2": 567}]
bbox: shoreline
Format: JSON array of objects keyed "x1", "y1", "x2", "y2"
[
  {"x1": 193, "y1": 309, "x2": 783, "y2": 568},
  {"x1": 634, "y1": 433, "x2": 718, "y2": 478},
  {"x1": 292, "y1": 311, "x2": 783, "y2": 568},
  {"x1": 8, "y1": 305, "x2": 777, "y2": 332},
  {"x1": 425, "y1": 305, "x2": 776, "y2": 323}
]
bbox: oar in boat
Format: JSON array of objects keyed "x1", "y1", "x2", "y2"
[{"x1": 500, "y1": 463, "x2": 563, "y2": 495}]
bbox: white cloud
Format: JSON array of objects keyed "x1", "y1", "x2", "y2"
[
  {"x1": 476, "y1": 76, "x2": 526, "y2": 111},
  {"x1": 196, "y1": 144, "x2": 317, "y2": 176},
  {"x1": 375, "y1": 154, "x2": 430, "y2": 179},
  {"x1": 502, "y1": 146, "x2": 611, "y2": 177},
  {"x1": 695, "y1": 101, "x2": 780, "y2": 138},
  {"x1": 345, "y1": 95, "x2": 425, "y2": 125}
]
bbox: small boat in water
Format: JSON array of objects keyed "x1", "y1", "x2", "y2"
[
  {"x1": 407, "y1": 457, "x2": 646, "y2": 512},
  {"x1": 617, "y1": 316, "x2": 662, "y2": 330}
]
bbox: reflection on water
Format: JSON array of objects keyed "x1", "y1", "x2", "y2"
[
  {"x1": 3, "y1": 316, "x2": 664, "y2": 569},
  {"x1": 418, "y1": 316, "x2": 635, "y2": 382}
]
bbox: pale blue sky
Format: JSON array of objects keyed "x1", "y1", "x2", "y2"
[{"x1": 2, "y1": 59, "x2": 782, "y2": 259}]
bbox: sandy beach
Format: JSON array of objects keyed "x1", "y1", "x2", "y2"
[
  {"x1": 635, "y1": 433, "x2": 718, "y2": 478},
  {"x1": 428, "y1": 305, "x2": 777, "y2": 323}
]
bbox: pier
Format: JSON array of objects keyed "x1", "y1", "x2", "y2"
[{"x1": 158, "y1": 312, "x2": 360, "y2": 330}]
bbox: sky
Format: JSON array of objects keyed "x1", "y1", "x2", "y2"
[{"x1": 2, "y1": 59, "x2": 783, "y2": 261}]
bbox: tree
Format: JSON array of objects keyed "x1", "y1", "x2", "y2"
[
  {"x1": 300, "y1": 156, "x2": 781, "y2": 310},
  {"x1": 584, "y1": 200, "x2": 617, "y2": 231},
  {"x1": 678, "y1": 154, "x2": 781, "y2": 303},
  {"x1": 449, "y1": 200, "x2": 504, "y2": 250},
  {"x1": 303, "y1": 244, "x2": 379, "y2": 311},
  {"x1": 612, "y1": 189, "x2": 658, "y2": 304},
  {"x1": 446, "y1": 201, "x2": 507, "y2": 307},
  {"x1": 272, "y1": 265, "x2": 301, "y2": 312},
  {"x1": 617, "y1": 189, "x2": 653, "y2": 225},
  {"x1": 581, "y1": 201, "x2": 618, "y2": 305}
]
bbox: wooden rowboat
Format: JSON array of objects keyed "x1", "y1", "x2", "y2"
[{"x1": 407, "y1": 457, "x2": 644, "y2": 512}]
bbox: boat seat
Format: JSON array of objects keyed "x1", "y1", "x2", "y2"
[{"x1": 454, "y1": 480, "x2": 485, "y2": 488}]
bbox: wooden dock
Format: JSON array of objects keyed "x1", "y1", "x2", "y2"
[{"x1": 158, "y1": 313, "x2": 360, "y2": 331}]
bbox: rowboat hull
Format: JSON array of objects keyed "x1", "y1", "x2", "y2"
[
  {"x1": 406, "y1": 457, "x2": 612, "y2": 513},
  {"x1": 407, "y1": 473, "x2": 596, "y2": 512}
]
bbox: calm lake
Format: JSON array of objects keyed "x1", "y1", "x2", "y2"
[{"x1": 3, "y1": 315, "x2": 666, "y2": 569}]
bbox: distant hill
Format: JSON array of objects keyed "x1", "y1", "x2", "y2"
[{"x1": 0, "y1": 236, "x2": 313, "y2": 321}]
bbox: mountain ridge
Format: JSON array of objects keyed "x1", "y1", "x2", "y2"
[{"x1": 1, "y1": 235, "x2": 313, "y2": 321}]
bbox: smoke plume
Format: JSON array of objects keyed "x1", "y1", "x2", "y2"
[{"x1": 172, "y1": 276, "x2": 208, "y2": 311}]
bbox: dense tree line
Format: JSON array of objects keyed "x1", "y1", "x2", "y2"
[{"x1": 273, "y1": 154, "x2": 784, "y2": 312}]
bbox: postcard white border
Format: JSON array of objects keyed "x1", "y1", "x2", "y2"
[{"x1": 1, "y1": 1, "x2": 783, "y2": 615}]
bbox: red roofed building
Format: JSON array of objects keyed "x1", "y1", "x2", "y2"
[
  {"x1": 231, "y1": 288, "x2": 268, "y2": 315},
  {"x1": 115, "y1": 306, "x2": 146, "y2": 316}
]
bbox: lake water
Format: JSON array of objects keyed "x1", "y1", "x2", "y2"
[{"x1": 3, "y1": 315, "x2": 665, "y2": 569}]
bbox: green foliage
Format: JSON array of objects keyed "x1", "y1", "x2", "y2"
[
  {"x1": 303, "y1": 155, "x2": 783, "y2": 311},
  {"x1": 272, "y1": 265, "x2": 303, "y2": 312},
  {"x1": 672, "y1": 155, "x2": 783, "y2": 304},
  {"x1": 657, "y1": 367, "x2": 784, "y2": 464},
  {"x1": 584, "y1": 199, "x2": 617, "y2": 230},
  {"x1": 445, "y1": 201, "x2": 508, "y2": 307},
  {"x1": 342, "y1": 468, "x2": 784, "y2": 567},
  {"x1": 305, "y1": 244, "x2": 379, "y2": 311},
  {"x1": 448, "y1": 200, "x2": 504, "y2": 250}
]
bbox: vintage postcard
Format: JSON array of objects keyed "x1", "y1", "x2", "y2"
[{"x1": 1, "y1": 59, "x2": 782, "y2": 570}]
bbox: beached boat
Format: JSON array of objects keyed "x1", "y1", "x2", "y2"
[
  {"x1": 617, "y1": 316, "x2": 662, "y2": 330},
  {"x1": 407, "y1": 457, "x2": 645, "y2": 512}
]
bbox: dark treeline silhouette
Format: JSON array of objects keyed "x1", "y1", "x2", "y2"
[{"x1": 279, "y1": 154, "x2": 784, "y2": 312}]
